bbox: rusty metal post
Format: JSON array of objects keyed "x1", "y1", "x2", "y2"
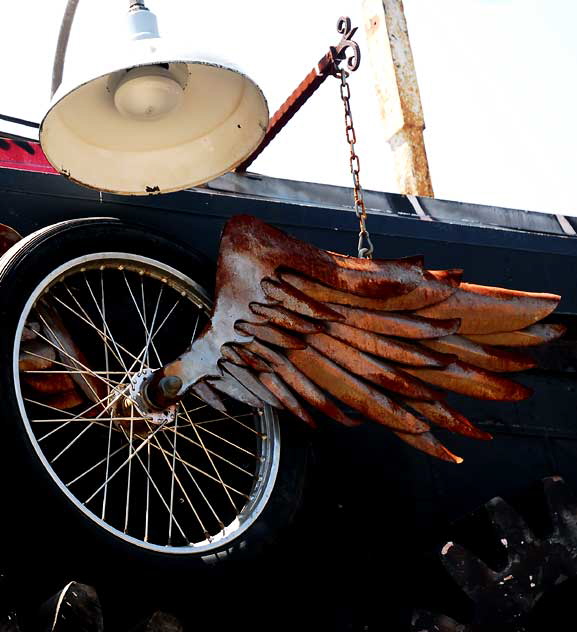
[{"x1": 361, "y1": 0, "x2": 434, "y2": 197}]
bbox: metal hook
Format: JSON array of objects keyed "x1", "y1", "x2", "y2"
[{"x1": 331, "y1": 16, "x2": 361, "y2": 72}]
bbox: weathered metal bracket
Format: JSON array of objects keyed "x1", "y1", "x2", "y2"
[{"x1": 236, "y1": 16, "x2": 361, "y2": 172}]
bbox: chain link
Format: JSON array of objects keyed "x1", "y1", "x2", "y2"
[{"x1": 337, "y1": 69, "x2": 373, "y2": 259}]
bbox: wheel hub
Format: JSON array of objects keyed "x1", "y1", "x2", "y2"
[
  {"x1": 126, "y1": 368, "x2": 177, "y2": 425},
  {"x1": 109, "y1": 370, "x2": 177, "y2": 438}
]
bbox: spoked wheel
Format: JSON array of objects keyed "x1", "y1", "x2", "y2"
[{"x1": 0, "y1": 219, "x2": 307, "y2": 572}]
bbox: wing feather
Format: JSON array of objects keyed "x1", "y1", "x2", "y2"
[
  {"x1": 259, "y1": 373, "x2": 317, "y2": 428},
  {"x1": 404, "y1": 361, "x2": 532, "y2": 400},
  {"x1": 306, "y1": 332, "x2": 443, "y2": 400},
  {"x1": 463, "y1": 323, "x2": 566, "y2": 346},
  {"x1": 192, "y1": 381, "x2": 228, "y2": 414},
  {"x1": 235, "y1": 322, "x2": 307, "y2": 349},
  {"x1": 421, "y1": 335, "x2": 536, "y2": 372},
  {"x1": 249, "y1": 303, "x2": 324, "y2": 333},
  {"x1": 327, "y1": 304, "x2": 460, "y2": 338},
  {"x1": 231, "y1": 345, "x2": 272, "y2": 372},
  {"x1": 246, "y1": 340, "x2": 360, "y2": 427},
  {"x1": 416, "y1": 283, "x2": 560, "y2": 334},
  {"x1": 261, "y1": 278, "x2": 345, "y2": 321},
  {"x1": 43, "y1": 390, "x2": 85, "y2": 410},
  {"x1": 220, "y1": 361, "x2": 283, "y2": 408},
  {"x1": 404, "y1": 399, "x2": 492, "y2": 440},
  {"x1": 280, "y1": 269, "x2": 462, "y2": 311},
  {"x1": 394, "y1": 431, "x2": 463, "y2": 464},
  {"x1": 207, "y1": 375, "x2": 264, "y2": 409},
  {"x1": 286, "y1": 346, "x2": 430, "y2": 433},
  {"x1": 220, "y1": 344, "x2": 247, "y2": 366},
  {"x1": 326, "y1": 322, "x2": 453, "y2": 367}
]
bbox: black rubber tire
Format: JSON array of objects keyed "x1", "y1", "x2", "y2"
[{"x1": 0, "y1": 218, "x2": 309, "y2": 620}]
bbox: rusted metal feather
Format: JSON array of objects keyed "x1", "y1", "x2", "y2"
[
  {"x1": 22, "y1": 372, "x2": 76, "y2": 394},
  {"x1": 416, "y1": 283, "x2": 560, "y2": 334},
  {"x1": 287, "y1": 346, "x2": 430, "y2": 433},
  {"x1": 464, "y1": 323, "x2": 567, "y2": 347},
  {"x1": 43, "y1": 389, "x2": 85, "y2": 410},
  {"x1": 22, "y1": 323, "x2": 40, "y2": 341},
  {"x1": 192, "y1": 381, "x2": 228, "y2": 414},
  {"x1": 220, "y1": 361, "x2": 283, "y2": 409},
  {"x1": 307, "y1": 332, "x2": 443, "y2": 399},
  {"x1": 231, "y1": 345, "x2": 272, "y2": 372},
  {"x1": 261, "y1": 278, "x2": 344, "y2": 321},
  {"x1": 280, "y1": 268, "x2": 462, "y2": 311},
  {"x1": 421, "y1": 335, "x2": 536, "y2": 372},
  {"x1": 220, "y1": 344, "x2": 246, "y2": 366},
  {"x1": 404, "y1": 361, "x2": 532, "y2": 401},
  {"x1": 328, "y1": 303, "x2": 460, "y2": 338},
  {"x1": 249, "y1": 302, "x2": 325, "y2": 333},
  {"x1": 259, "y1": 372, "x2": 317, "y2": 428},
  {"x1": 246, "y1": 340, "x2": 360, "y2": 427},
  {"x1": 19, "y1": 341, "x2": 57, "y2": 371},
  {"x1": 235, "y1": 321, "x2": 306, "y2": 349},
  {"x1": 208, "y1": 375, "x2": 264, "y2": 409},
  {"x1": 37, "y1": 301, "x2": 106, "y2": 403},
  {"x1": 326, "y1": 322, "x2": 453, "y2": 367},
  {"x1": 405, "y1": 399, "x2": 492, "y2": 440},
  {"x1": 394, "y1": 430, "x2": 463, "y2": 463}
]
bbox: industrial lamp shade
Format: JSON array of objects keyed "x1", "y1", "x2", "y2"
[{"x1": 40, "y1": 36, "x2": 269, "y2": 195}]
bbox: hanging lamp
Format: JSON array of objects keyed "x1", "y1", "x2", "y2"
[{"x1": 40, "y1": 1, "x2": 269, "y2": 195}]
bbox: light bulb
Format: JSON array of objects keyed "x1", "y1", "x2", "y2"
[{"x1": 113, "y1": 66, "x2": 184, "y2": 121}]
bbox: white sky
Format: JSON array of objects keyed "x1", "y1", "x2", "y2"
[{"x1": 1, "y1": 0, "x2": 576, "y2": 216}]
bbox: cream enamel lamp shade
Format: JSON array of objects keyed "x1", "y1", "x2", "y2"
[{"x1": 40, "y1": 38, "x2": 269, "y2": 195}]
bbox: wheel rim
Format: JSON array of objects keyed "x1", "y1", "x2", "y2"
[{"x1": 13, "y1": 252, "x2": 280, "y2": 554}]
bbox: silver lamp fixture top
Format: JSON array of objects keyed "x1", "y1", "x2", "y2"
[{"x1": 40, "y1": 1, "x2": 269, "y2": 195}]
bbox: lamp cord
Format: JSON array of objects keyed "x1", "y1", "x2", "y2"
[
  {"x1": 51, "y1": 0, "x2": 150, "y2": 98},
  {"x1": 51, "y1": 0, "x2": 80, "y2": 97}
]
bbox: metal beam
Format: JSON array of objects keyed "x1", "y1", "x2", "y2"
[{"x1": 362, "y1": 0, "x2": 434, "y2": 197}]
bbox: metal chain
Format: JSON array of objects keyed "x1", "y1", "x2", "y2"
[{"x1": 337, "y1": 69, "x2": 373, "y2": 259}]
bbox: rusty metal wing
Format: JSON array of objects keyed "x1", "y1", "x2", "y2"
[{"x1": 155, "y1": 216, "x2": 566, "y2": 463}]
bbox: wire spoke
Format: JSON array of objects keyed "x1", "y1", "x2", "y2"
[
  {"x1": 50, "y1": 421, "x2": 98, "y2": 464},
  {"x1": 141, "y1": 277, "x2": 164, "y2": 369},
  {"x1": 67, "y1": 442, "x2": 128, "y2": 488},
  {"x1": 184, "y1": 411, "x2": 237, "y2": 512},
  {"x1": 36, "y1": 310, "x2": 104, "y2": 403},
  {"x1": 23, "y1": 369, "x2": 128, "y2": 376},
  {"x1": 37, "y1": 389, "x2": 115, "y2": 442},
  {"x1": 124, "y1": 414, "x2": 134, "y2": 533},
  {"x1": 180, "y1": 409, "x2": 259, "y2": 459},
  {"x1": 153, "y1": 429, "x2": 223, "y2": 530},
  {"x1": 183, "y1": 407, "x2": 246, "y2": 511},
  {"x1": 142, "y1": 421, "x2": 211, "y2": 542},
  {"x1": 22, "y1": 351, "x2": 118, "y2": 390},
  {"x1": 32, "y1": 319, "x2": 114, "y2": 395},
  {"x1": 84, "y1": 273, "x2": 134, "y2": 373},
  {"x1": 149, "y1": 436, "x2": 249, "y2": 500},
  {"x1": 144, "y1": 441, "x2": 151, "y2": 542},
  {"x1": 84, "y1": 421, "x2": 169, "y2": 505},
  {"x1": 119, "y1": 426, "x2": 189, "y2": 543},
  {"x1": 53, "y1": 288, "x2": 137, "y2": 373},
  {"x1": 60, "y1": 282, "x2": 128, "y2": 373},
  {"x1": 167, "y1": 419, "x2": 177, "y2": 543},
  {"x1": 167, "y1": 426, "x2": 254, "y2": 477},
  {"x1": 49, "y1": 389, "x2": 128, "y2": 460}
]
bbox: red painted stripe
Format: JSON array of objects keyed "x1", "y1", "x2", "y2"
[{"x1": 0, "y1": 138, "x2": 59, "y2": 175}]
